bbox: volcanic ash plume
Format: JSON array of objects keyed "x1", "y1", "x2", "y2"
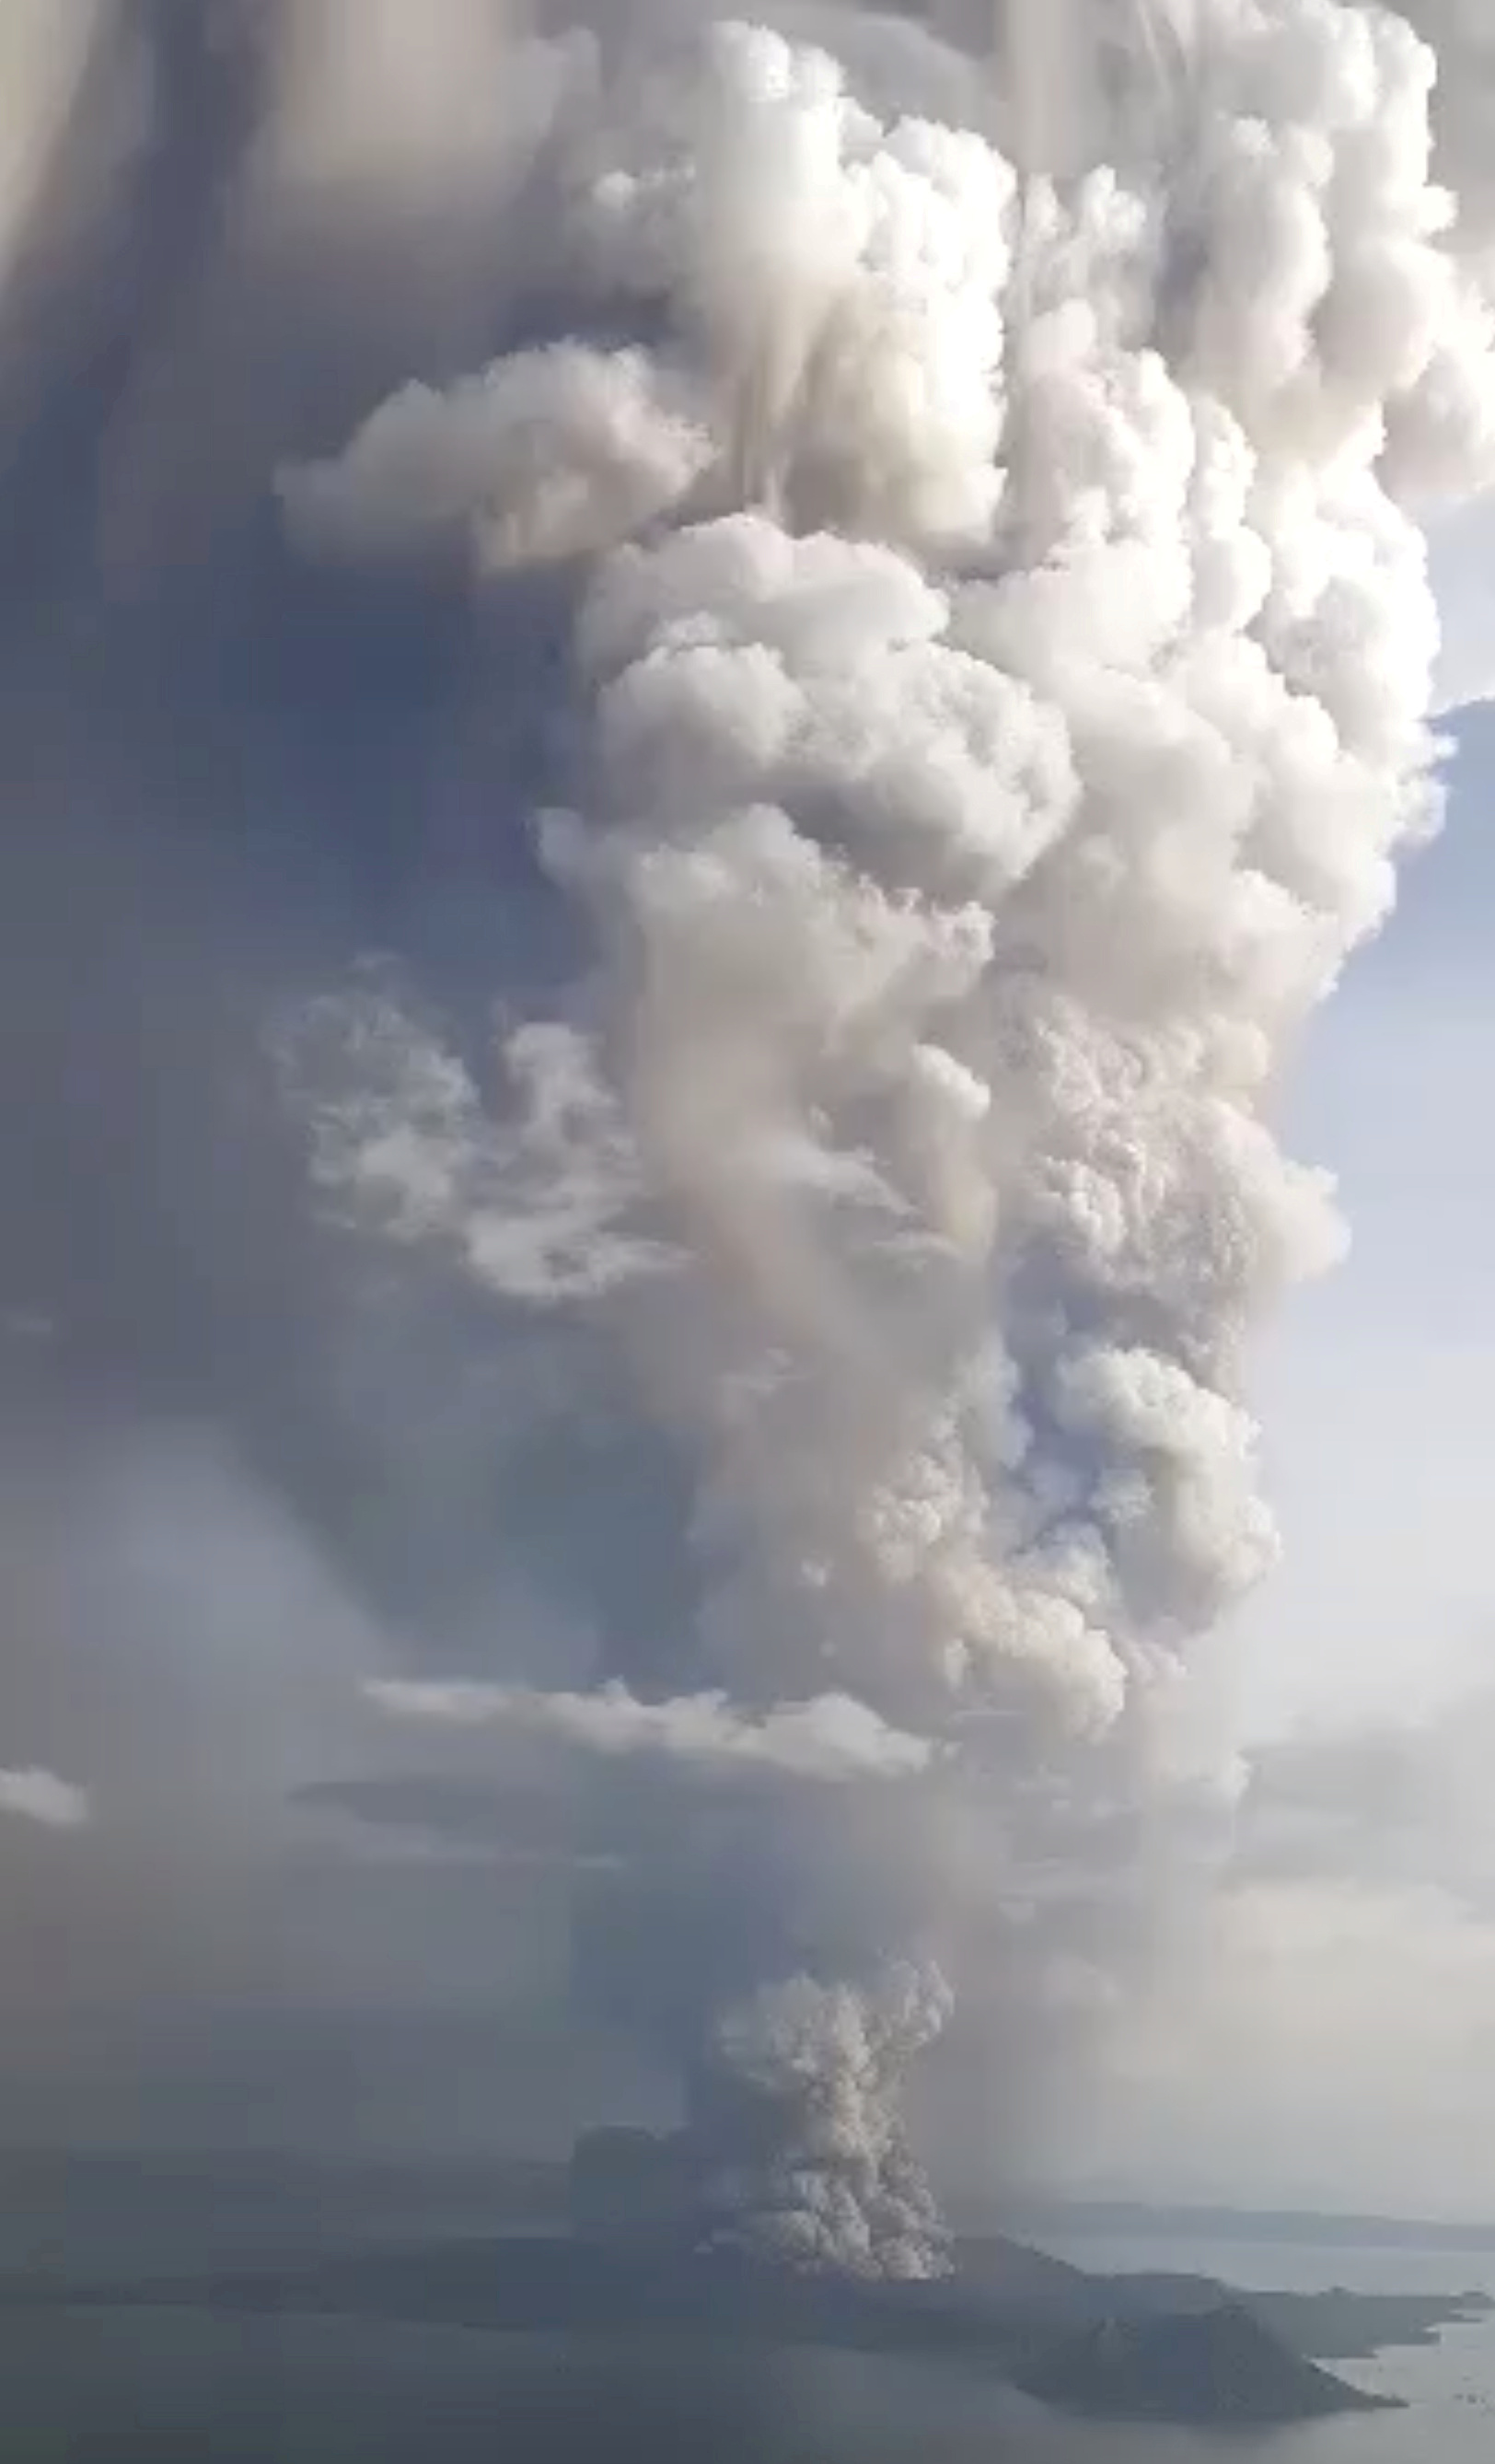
[
  {"x1": 285, "y1": 0, "x2": 1495, "y2": 2273},
  {"x1": 693, "y1": 1964, "x2": 955, "y2": 2277}
]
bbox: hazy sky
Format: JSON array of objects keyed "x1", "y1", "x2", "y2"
[{"x1": 1244, "y1": 706, "x2": 1495, "y2": 1739}]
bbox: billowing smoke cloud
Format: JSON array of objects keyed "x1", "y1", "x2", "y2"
[
  {"x1": 695, "y1": 1963, "x2": 954, "y2": 2274},
  {"x1": 278, "y1": 0, "x2": 1495, "y2": 2276},
  {"x1": 3, "y1": 0, "x2": 1495, "y2": 2271}
]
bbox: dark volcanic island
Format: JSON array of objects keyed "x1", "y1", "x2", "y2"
[
  {"x1": 1013, "y1": 2304, "x2": 1394, "y2": 2424},
  {"x1": 6, "y1": 2144, "x2": 1490, "y2": 2427}
]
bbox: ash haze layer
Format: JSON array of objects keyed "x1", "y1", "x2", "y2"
[{"x1": 2, "y1": 0, "x2": 1494, "y2": 2279}]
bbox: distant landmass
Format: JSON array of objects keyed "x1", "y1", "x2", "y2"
[
  {"x1": 993, "y1": 2191, "x2": 1495, "y2": 2253},
  {"x1": 956, "y1": 2233, "x2": 1491, "y2": 2361}
]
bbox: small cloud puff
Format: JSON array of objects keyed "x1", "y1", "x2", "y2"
[{"x1": 0, "y1": 1768, "x2": 90, "y2": 1830}]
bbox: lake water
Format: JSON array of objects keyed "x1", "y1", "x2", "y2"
[{"x1": 3, "y1": 2232, "x2": 1493, "y2": 2459}]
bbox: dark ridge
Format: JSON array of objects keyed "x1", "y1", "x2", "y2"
[
  {"x1": 1249, "y1": 2284, "x2": 1495, "y2": 2362},
  {"x1": 1013, "y1": 2299, "x2": 1401, "y2": 2423}
]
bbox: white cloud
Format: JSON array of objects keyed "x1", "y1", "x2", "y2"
[
  {"x1": 280, "y1": 345, "x2": 714, "y2": 574},
  {"x1": 0, "y1": 1768, "x2": 89, "y2": 1830},
  {"x1": 282, "y1": 989, "x2": 673, "y2": 1305},
  {"x1": 367, "y1": 1679, "x2": 938, "y2": 1783}
]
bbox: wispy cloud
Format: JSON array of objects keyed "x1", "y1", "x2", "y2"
[{"x1": 366, "y1": 1679, "x2": 938, "y2": 1784}]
